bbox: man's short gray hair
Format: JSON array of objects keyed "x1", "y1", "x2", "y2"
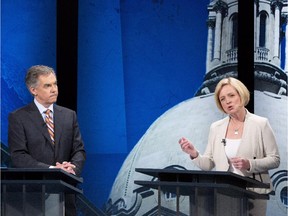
[{"x1": 25, "y1": 65, "x2": 56, "y2": 89}]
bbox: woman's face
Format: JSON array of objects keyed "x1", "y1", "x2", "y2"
[{"x1": 218, "y1": 84, "x2": 242, "y2": 114}]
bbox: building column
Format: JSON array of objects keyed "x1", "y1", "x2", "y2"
[
  {"x1": 285, "y1": 16, "x2": 288, "y2": 73},
  {"x1": 212, "y1": 1, "x2": 227, "y2": 61},
  {"x1": 271, "y1": 1, "x2": 282, "y2": 60},
  {"x1": 214, "y1": 9, "x2": 222, "y2": 60},
  {"x1": 206, "y1": 19, "x2": 215, "y2": 73},
  {"x1": 255, "y1": 0, "x2": 259, "y2": 48}
]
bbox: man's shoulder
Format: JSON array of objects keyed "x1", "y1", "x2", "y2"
[
  {"x1": 10, "y1": 103, "x2": 35, "y2": 115},
  {"x1": 54, "y1": 104, "x2": 75, "y2": 114}
]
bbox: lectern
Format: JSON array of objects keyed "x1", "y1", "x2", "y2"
[
  {"x1": 135, "y1": 168, "x2": 270, "y2": 216},
  {"x1": 1, "y1": 168, "x2": 83, "y2": 216}
]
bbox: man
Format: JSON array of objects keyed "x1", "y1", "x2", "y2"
[{"x1": 8, "y1": 65, "x2": 86, "y2": 215}]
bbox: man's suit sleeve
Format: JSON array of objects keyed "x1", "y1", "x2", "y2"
[
  {"x1": 70, "y1": 111, "x2": 86, "y2": 176},
  {"x1": 8, "y1": 111, "x2": 50, "y2": 168}
]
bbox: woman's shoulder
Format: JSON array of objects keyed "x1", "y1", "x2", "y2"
[
  {"x1": 211, "y1": 116, "x2": 229, "y2": 128},
  {"x1": 246, "y1": 111, "x2": 268, "y2": 124}
]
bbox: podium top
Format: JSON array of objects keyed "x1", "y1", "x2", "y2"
[
  {"x1": 1, "y1": 168, "x2": 83, "y2": 194},
  {"x1": 135, "y1": 168, "x2": 269, "y2": 189},
  {"x1": 1, "y1": 168, "x2": 83, "y2": 185}
]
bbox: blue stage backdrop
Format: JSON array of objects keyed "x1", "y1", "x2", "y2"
[
  {"x1": 1, "y1": 0, "x2": 56, "y2": 145},
  {"x1": 77, "y1": 0, "x2": 207, "y2": 208},
  {"x1": 0, "y1": 0, "x2": 215, "y2": 209},
  {"x1": 1, "y1": 1, "x2": 288, "y2": 215}
]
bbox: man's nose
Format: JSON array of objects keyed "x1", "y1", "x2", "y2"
[{"x1": 51, "y1": 85, "x2": 58, "y2": 92}]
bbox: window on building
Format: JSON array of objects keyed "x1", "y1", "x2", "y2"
[
  {"x1": 231, "y1": 13, "x2": 238, "y2": 49},
  {"x1": 259, "y1": 13, "x2": 267, "y2": 47}
]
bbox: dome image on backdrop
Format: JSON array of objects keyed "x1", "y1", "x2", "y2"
[
  {"x1": 107, "y1": 0, "x2": 288, "y2": 215},
  {"x1": 106, "y1": 89, "x2": 287, "y2": 215}
]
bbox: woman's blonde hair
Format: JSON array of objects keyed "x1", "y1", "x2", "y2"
[{"x1": 214, "y1": 77, "x2": 250, "y2": 113}]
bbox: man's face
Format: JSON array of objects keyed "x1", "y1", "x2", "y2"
[{"x1": 30, "y1": 73, "x2": 58, "y2": 108}]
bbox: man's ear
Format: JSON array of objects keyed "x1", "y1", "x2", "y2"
[{"x1": 29, "y1": 87, "x2": 37, "y2": 96}]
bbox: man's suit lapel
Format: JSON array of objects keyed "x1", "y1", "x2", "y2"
[
  {"x1": 53, "y1": 105, "x2": 63, "y2": 146},
  {"x1": 27, "y1": 103, "x2": 54, "y2": 146}
]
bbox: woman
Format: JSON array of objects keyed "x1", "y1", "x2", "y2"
[{"x1": 178, "y1": 77, "x2": 280, "y2": 215}]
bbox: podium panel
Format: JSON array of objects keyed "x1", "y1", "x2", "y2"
[
  {"x1": 135, "y1": 168, "x2": 269, "y2": 216},
  {"x1": 1, "y1": 168, "x2": 83, "y2": 216}
]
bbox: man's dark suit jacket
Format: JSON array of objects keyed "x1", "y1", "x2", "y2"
[{"x1": 8, "y1": 102, "x2": 86, "y2": 176}]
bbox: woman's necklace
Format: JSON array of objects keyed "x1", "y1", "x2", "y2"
[{"x1": 230, "y1": 118, "x2": 244, "y2": 135}]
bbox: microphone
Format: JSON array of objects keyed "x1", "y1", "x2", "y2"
[{"x1": 221, "y1": 138, "x2": 226, "y2": 146}]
